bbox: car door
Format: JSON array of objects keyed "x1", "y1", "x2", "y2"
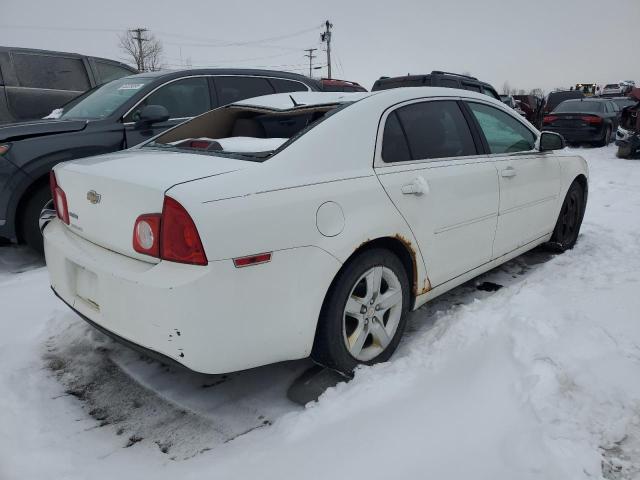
[
  {"x1": 464, "y1": 100, "x2": 561, "y2": 258},
  {"x1": 123, "y1": 76, "x2": 212, "y2": 147},
  {"x1": 374, "y1": 98, "x2": 500, "y2": 287}
]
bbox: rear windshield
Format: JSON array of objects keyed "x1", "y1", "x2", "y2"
[
  {"x1": 613, "y1": 98, "x2": 637, "y2": 109},
  {"x1": 553, "y1": 100, "x2": 604, "y2": 113},
  {"x1": 146, "y1": 103, "x2": 343, "y2": 161},
  {"x1": 604, "y1": 84, "x2": 620, "y2": 89},
  {"x1": 547, "y1": 91, "x2": 583, "y2": 110}
]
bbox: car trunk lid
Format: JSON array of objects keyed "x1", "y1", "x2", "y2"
[{"x1": 54, "y1": 148, "x2": 253, "y2": 262}]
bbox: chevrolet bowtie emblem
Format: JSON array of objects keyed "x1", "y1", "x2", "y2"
[{"x1": 87, "y1": 190, "x2": 101, "y2": 204}]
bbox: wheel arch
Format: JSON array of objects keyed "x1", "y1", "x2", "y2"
[{"x1": 14, "y1": 172, "x2": 50, "y2": 241}]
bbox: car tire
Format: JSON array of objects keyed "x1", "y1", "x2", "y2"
[
  {"x1": 617, "y1": 144, "x2": 632, "y2": 159},
  {"x1": 312, "y1": 248, "x2": 410, "y2": 374},
  {"x1": 546, "y1": 181, "x2": 585, "y2": 252},
  {"x1": 19, "y1": 184, "x2": 51, "y2": 254},
  {"x1": 598, "y1": 126, "x2": 612, "y2": 147}
]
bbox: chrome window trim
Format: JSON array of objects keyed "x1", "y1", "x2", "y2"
[{"x1": 121, "y1": 74, "x2": 312, "y2": 124}]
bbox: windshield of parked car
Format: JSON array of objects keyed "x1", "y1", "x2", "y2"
[
  {"x1": 59, "y1": 77, "x2": 154, "y2": 120},
  {"x1": 553, "y1": 100, "x2": 604, "y2": 113},
  {"x1": 146, "y1": 103, "x2": 344, "y2": 161}
]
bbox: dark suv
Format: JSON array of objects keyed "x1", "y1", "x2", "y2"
[
  {"x1": 0, "y1": 46, "x2": 136, "y2": 123},
  {"x1": 371, "y1": 71, "x2": 501, "y2": 100},
  {"x1": 0, "y1": 68, "x2": 350, "y2": 251}
]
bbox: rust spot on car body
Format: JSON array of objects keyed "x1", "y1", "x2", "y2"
[{"x1": 392, "y1": 234, "x2": 432, "y2": 296}]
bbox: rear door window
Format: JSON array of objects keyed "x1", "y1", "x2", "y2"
[
  {"x1": 269, "y1": 78, "x2": 309, "y2": 93},
  {"x1": 467, "y1": 102, "x2": 536, "y2": 153},
  {"x1": 439, "y1": 78, "x2": 459, "y2": 88},
  {"x1": 12, "y1": 52, "x2": 90, "y2": 91},
  {"x1": 383, "y1": 100, "x2": 476, "y2": 162},
  {"x1": 214, "y1": 76, "x2": 275, "y2": 105},
  {"x1": 95, "y1": 61, "x2": 134, "y2": 84},
  {"x1": 462, "y1": 83, "x2": 482, "y2": 93}
]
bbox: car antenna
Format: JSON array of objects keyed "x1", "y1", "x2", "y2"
[{"x1": 289, "y1": 95, "x2": 305, "y2": 107}]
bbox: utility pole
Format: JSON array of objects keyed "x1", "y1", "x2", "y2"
[
  {"x1": 304, "y1": 48, "x2": 317, "y2": 78},
  {"x1": 129, "y1": 27, "x2": 148, "y2": 71},
  {"x1": 320, "y1": 20, "x2": 333, "y2": 79}
]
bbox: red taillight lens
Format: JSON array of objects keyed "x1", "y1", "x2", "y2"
[
  {"x1": 160, "y1": 196, "x2": 207, "y2": 266},
  {"x1": 581, "y1": 115, "x2": 602, "y2": 124},
  {"x1": 49, "y1": 171, "x2": 69, "y2": 225},
  {"x1": 133, "y1": 214, "x2": 161, "y2": 257},
  {"x1": 233, "y1": 252, "x2": 272, "y2": 268},
  {"x1": 543, "y1": 115, "x2": 557, "y2": 124}
]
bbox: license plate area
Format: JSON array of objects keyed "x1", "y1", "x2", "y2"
[{"x1": 73, "y1": 263, "x2": 100, "y2": 311}]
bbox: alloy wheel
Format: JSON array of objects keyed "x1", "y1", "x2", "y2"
[{"x1": 342, "y1": 265, "x2": 403, "y2": 362}]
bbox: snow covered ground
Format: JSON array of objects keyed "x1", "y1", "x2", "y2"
[{"x1": 1, "y1": 144, "x2": 639, "y2": 480}]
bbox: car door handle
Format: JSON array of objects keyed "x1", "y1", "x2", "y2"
[
  {"x1": 401, "y1": 176, "x2": 429, "y2": 195},
  {"x1": 501, "y1": 167, "x2": 517, "y2": 178}
]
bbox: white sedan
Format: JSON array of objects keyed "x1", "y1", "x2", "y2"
[{"x1": 43, "y1": 88, "x2": 588, "y2": 374}]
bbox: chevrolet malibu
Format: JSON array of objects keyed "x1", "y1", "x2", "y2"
[{"x1": 43, "y1": 89, "x2": 588, "y2": 374}]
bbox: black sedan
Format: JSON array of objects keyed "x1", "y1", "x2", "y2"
[
  {"x1": 542, "y1": 98, "x2": 619, "y2": 147},
  {"x1": 0, "y1": 69, "x2": 364, "y2": 251}
]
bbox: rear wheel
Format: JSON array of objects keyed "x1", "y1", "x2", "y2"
[
  {"x1": 547, "y1": 181, "x2": 585, "y2": 252},
  {"x1": 598, "y1": 126, "x2": 612, "y2": 147},
  {"x1": 19, "y1": 184, "x2": 51, "y2": 254},
  {"x1": 312, "y1": 248, "x2": 410, "y2": 374}
]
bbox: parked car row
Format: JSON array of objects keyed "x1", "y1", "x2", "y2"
[{"x1": 0, "y1": 68, "x2": 365, "y2": 251}]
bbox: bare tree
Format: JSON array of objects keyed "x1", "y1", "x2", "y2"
[
  {"x1": 529, "y1": 88, "x2": 545, "y2": 98},
  {"x1": 119, "y1": 30, "x2": 164, "y2": 72},
  {"x1": 502, "y1": 81, "x2": 511, "y2": 95}
]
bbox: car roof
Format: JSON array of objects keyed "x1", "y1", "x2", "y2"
[
  {"x1": 231, "y1": 87, "x2": 505, "y2": 111},
  {"x1": 0, "y1": 45, "x2": 135, "y2": 70},
  {"x1": 120, "y1": 68, "x2": 317, "y2": 84}
]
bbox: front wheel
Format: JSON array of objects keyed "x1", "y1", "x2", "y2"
[
  {"x1": 312, "y1": 248, "x2": 410, "y2": 374},
  {"x1": 19, "y1": 184, "x2": 51, "y2": 254},
  {"x1": 617, "y1": 144, "x2": 632, "y2": 159},
  {"x1": 547, "y1": 181, "x2": 585, "y2": 252}
]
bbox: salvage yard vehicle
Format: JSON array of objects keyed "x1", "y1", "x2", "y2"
[
  {"x1": 543, "y1": 98, "x2": 619, "y2": 146},
  {"x1": 543, "y1": 90, "x2": 584, "y2": 113},
  {"x1": 371, "y1": 71, "x2": 501, "y2": 100},
  {"x1": 0, "y1": 46, "x2": 136, "y2": 123},
  {"x1": 0, "y1": 68, "x2": 331, "y2": 252},
  {"x1": 615, "y1": 88, "x2": 640, "y2": 158},
  {"x1": 42, "y1": 88, "x2": 588, "y2": 375}
]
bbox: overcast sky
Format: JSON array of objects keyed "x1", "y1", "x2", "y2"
[{"x1": 1, "y1": 0, "x2": 638, "y2": 93}]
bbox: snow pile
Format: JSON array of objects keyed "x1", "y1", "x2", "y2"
[{"x1": 0, "y1": 145, "x2": 639, "y2": 479}]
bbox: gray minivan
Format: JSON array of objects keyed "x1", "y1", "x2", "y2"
[{"x1": 0, "y1": 46, "x2": 136, "y2": 123}]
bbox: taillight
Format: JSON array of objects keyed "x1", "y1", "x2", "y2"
[
  {"x1": 543, "y1": 115, "x2": 557, "y2": 124},
  {"x1": 0, "y1": 144, "x2": 9, "y2": 155},
  {"x1": 160, "y1": 196, "x2": 207, "y2": 265},
  {"x1": 49, "y1": 171, "x2": 69, "y2": 225},
  {"x1": 581, "y1": 115, "x2": 602, "y2": 124},
  {"x1": 133, "y1": 214, "x2": 161, "y2": 257}
]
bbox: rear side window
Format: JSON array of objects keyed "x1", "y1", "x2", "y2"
[
  {"x1": 463, "y1": 83, "x2": 481, "y2": 93},
  {"x1": 12, "y1": 53, "x2": 89, "y2": 91},
  {"x1": 482, "y1": 87, "x2": 501, "y2": 100},
  {"x1": 95, "y1": 61, "x2": 134, "y2": 83},
  {"x1": 215, "y1": 76, "x2": 275, "y2": 105},
  {"x1": 269, "y1": 78, "x2": 308, "y2": 93},
  {"x1": 439, "y1": 78, "x2": 459, "y2": 88},
  {"x1": 381, "y1": 111, "x2": 411, "y2": 162},
  {"x1": 383, "y1": 100, "x2": 476, "y2": 162},
  {"x1": 467, "y1": 102, "x2": 536, "y2": 153}
]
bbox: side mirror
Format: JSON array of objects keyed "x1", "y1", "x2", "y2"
[
  {"x1": 538, "y1": 131, "x2": 565, "y2": 152},
  {"x1": 134, "y1": 105, "x2": 169, "y2": 129}
]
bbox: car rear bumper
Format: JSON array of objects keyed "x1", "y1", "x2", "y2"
[
  {"x1": 545, "y1": 126, "x2": 604, "y2": 143},
  {"x1": 44, "y1": 219, "x2": 341, "y2": 374}
]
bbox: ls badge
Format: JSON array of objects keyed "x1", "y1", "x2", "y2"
[{"x1": 87, "y1": 190, "x2": 102, "y2": 204}]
